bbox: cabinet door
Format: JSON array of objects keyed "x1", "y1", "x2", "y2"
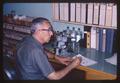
[{"x1": 50, "y1": 61, "x2": 86, "y2": 80}]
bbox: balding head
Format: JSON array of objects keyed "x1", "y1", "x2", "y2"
[{"x1": 31, "y1": 17, "x2": 52, "y2": 34}]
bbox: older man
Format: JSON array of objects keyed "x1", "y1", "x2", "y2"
[{"x1": 16, "y1": 17, "x2": 81, "y2": 80}]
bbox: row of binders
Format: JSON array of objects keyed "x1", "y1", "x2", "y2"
[
  {"x1": 80, "y1": 26, "x2": 117, "y2": 54},
  {"x1": 53, "y1": 3, "x2": 117, "y2": 28}
]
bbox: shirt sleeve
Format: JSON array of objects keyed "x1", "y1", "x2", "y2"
[{"x1": 32, "y1": 48, "x2": 55, "y2": 78}]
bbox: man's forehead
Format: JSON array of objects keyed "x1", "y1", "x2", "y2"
[
  {"x1": 42, "y1": 21, "x2": 50, "y2": 25},
  {"x1": 42, "y1": 21, "x2": 52, "y2": 28}
]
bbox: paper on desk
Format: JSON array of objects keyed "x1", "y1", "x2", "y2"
[
  {"x1": 72, "y1": 54, "x2": 97, "y2": 66},
  {"x1": 105, "y1": 53, "x2": 117, "y2": 66}
]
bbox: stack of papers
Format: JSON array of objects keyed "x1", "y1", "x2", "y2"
[
  {"x1": 105, "y1": 53, "x2": 117, "y2": 66},
  {"x1": 72, "y1": 54, "x2": 97, "y2": 66}
]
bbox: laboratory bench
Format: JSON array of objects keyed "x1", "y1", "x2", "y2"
[
  {"x1": 3, "y1": 44, "x2": 117, "y2": 80},
  {"x1": 45, "y1": 44, "x2": 117, "y2": 80}
]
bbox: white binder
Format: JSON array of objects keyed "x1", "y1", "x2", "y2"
[
  {"x1": 63, "y1": 3, "x2": 69, "y2": 21},
  {"x1": 105, "y1": 3, "x2": 113, "y2": 27},
  {"x1": 112, "y1": 4, "x2": 117, "y2": 27},
  {"x1": 93, "y1": 3, "x2": 99, "y2": 24},
  {"x1": 60, "y1": 3, "x2": 64, "y2": 21},
  {"x1": 87, "y1": 3, "x2": 93, "y2": 24},
  {"x1": 81, "y1": 3, "x2": 86, "y2": 24},
  {"x1": 102, "y1": 29, "x2": 106, "y2": 52},
  {"x1": 76, "y1": 3, "x2": 81, "y2": 22},
  {"x1": 91, "y1": 27, "x2": 97, "y2": 49},
  {"x1": 99, "y1": 3, "x2": 106, "y2": 26},
  {"x1": 70, "y1": 3, "x2": 75, "y2": 22},
  {"x1": 53, "y1": 3, "x2": 59, "y2": 20}
]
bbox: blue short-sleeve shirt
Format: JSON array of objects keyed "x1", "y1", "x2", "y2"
[{"x1": 16, "y1": 36, "x2": 55, "y2": 80}]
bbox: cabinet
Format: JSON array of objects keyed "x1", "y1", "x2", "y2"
[
  {"x1": 50, "y1": 61, "x2": 86, "y2": 80},
  {"x1": 3, "y1": 15, "x2": 33, "y2": 58}
]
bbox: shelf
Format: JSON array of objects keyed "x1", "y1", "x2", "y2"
[
  {"x1": 3, "y1": 23, "x2": 31, "y2": 34},
  {"x1": 53, "y1": 20, "x2": 117, "y2": 29},
  {"x1": 3, "y1": 35, "x2": 22, "y2": 41},
  {"x1": 4, "y1": 19, "x2": 32, "y2": 27}
]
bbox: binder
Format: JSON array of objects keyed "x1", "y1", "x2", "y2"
[
  {"x1": 96, "y1": 28, "x2": 99, "y2": 50},
  {"x1": 86, "y1": 32, "x2": 91, "y2": 48},
  {"x1": 99, "y1": 3, "x2": 106, "y2": 26},
  {"x1": 93, "y1": 3, "x2": 99, "y2": 25},
  {"x1": 87, "y1": 3, "x2": 93, "y2": 24},
  {"x1": 112, "y1": 30, "x2": 117, "y2": 53},
  {"x1": 83, "y1": 26, "x2": 91, "y2": 48},
  {"x1": 102, "y1": 29, "x2": 106, "y2": 52},
  {"x1": 60, "y1": 3, "x2": 64, "y2": 20},
  {"x1": 98, "y1": 28, "x2": 103, "y2": 51},
  {"x1": 70, "y1": 3, "x2": 76, "y2": 22},
  {"x1": 105, "y1": 3, "x2": 113, "y2": 27},
  {"x1": 76, "y1": 3, "x2": 81, "y2": 22},
  {"x1": 81, "y1": 3, "x2": 86, "y2": 24},
  {"x1": 63, "y1": 3, "x2": 69, "y2": 21},
  {"x1": 112, "y1": 4, "x2": 117, "y2": 27},
  {"x1": 105, "y1": 29, "x2": 115, "y2": 54},
  {"x1": 53, "y1": 3, "x2": 59, "y2": 20},
  {"x1": 90, "y1": 27, "x2": 96, "y2": 49}
]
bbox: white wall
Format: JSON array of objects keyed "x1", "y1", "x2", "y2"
[{"x1": 3, "y1": 3, "x2": 84, "y2": 32}]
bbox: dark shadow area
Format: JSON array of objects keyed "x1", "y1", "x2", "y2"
[{"x1": 50, "y1": 61, "x2": 86, "y2": 80}]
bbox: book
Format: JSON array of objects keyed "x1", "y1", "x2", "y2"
[
  {"x1": 102, "y1": 29, "x2": 106, "y2": 52},
  {"x1": 60, "y1": 3, "x2": 64, "y2": 20},
  {"x1": 80, "y1": 31, "x2": 87, "y2": 48},
  {"x1": 70, "y1": 3, "x2": 76, "y2": 22},
  {"x1": 86, "y1": 32, "x2": 91, "y2": 48},
  {"x1": 98, "y1": 28, "x2": 103, "y2": 52},
  {"x1": 99, "y1": 3, "x2": 106, "y2": 26},
  {"x1": 81, "y1": 26, "x2": 91, "y2": 48},
  {"x1": 81, "y1": 3, "x2": 87, "y2": 24},
  {"x1": 76, "y1": 3, "x2": 81, "y2": 22},
  {"x1": 52, "y1": 3, "x2": 59, "y2": 20},
  {"x1": 112, "y1": 4, "x2": 117, "y2": 27},
  {"x1": 93, "y1": 3, "x2": 99, "y2": 25},
  {"x1": 63, "y1": 3, "x2": 69, "y2": 21},
  {"x1": 90, "y1": 27, "x2": 97, "y2": 49},
  {"x1": 105, "y1": 29, "x2": 115, "y2": 54},
  {"x1": 112, "y1": 30, "x2": 117, "y2": 54},
  {"x1": 105, "y1": 3, "x2": 113, "y2": 27},
  {"x1": 87, "y1": 3, "x2": 93, "y2": 24},
  {"x1": 96, "y1": 28, "x2": 99, "y2": 50}
]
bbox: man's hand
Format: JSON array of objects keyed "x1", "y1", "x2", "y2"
[
  {"x1": 70, "y1": 57, "x2": 82, "y2": 68},
  {"x1": 55, "y1": 56, "x2": 73, "y2": 65}
]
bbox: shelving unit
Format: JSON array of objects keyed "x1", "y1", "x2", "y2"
[
  {"x1": 52, "y1": 3, "x2": 117, "y2": 29},
  {"x1": 53, "y1": 20, "x2": 117, "y2": 29},
  {"x1": 3, "y1": 15, "x2": 33, "y2": 58},
  {"x1": 52, "y1": 3, "x2": 117, "y2": 54}
]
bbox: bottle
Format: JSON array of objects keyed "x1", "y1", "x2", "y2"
[
  {"x1": 76, "y1": 28, "x2": 82, "y2": 42},
  {"x1": 75, "y1": 28, "x2": 82, "y2": 54},
  {"x1": 70, "y1": 27, "x2": 77, "y2": 53},
  {"x1": 66, "y1": 26, "x2": 71, "y2": 38}
]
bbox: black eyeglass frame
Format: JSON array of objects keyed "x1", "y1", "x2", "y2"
[{"x1": 39, "y1": 28, "x2": 53, "y2": 32}]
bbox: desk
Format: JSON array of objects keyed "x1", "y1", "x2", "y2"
[{"x1": 45, "y1": 44, "x2": 117, "y2": 80}]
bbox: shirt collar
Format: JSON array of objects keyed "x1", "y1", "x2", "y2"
[{"x1": 31, "y1": 35, "x2": 44, "y2": 50}]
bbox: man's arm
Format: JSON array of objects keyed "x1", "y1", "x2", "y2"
[
  {"x1": 47, "y1": 57, "x2": 81, "y2": 80},
  {"x1": 45, "y1": 49, "x2": 55, "y2": 59},
  {"x1": 45, "y1": 49, "x2": 72, "y2": 65}
]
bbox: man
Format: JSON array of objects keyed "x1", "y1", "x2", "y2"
[{"x1": 16, "y1": 17, "x2": 81, "y2": 80}]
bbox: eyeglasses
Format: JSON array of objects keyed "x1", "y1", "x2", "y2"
[{"x1": 39, "y1": 28, "x2": 53, "y2": 32}]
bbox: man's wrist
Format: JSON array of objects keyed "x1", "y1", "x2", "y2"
[
  {"x1": 53, "y1": 55, "x2": 56, "y2": 59},
  {"x1": 54, "y1": 55, "x2": 58, "y2": 60}
]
